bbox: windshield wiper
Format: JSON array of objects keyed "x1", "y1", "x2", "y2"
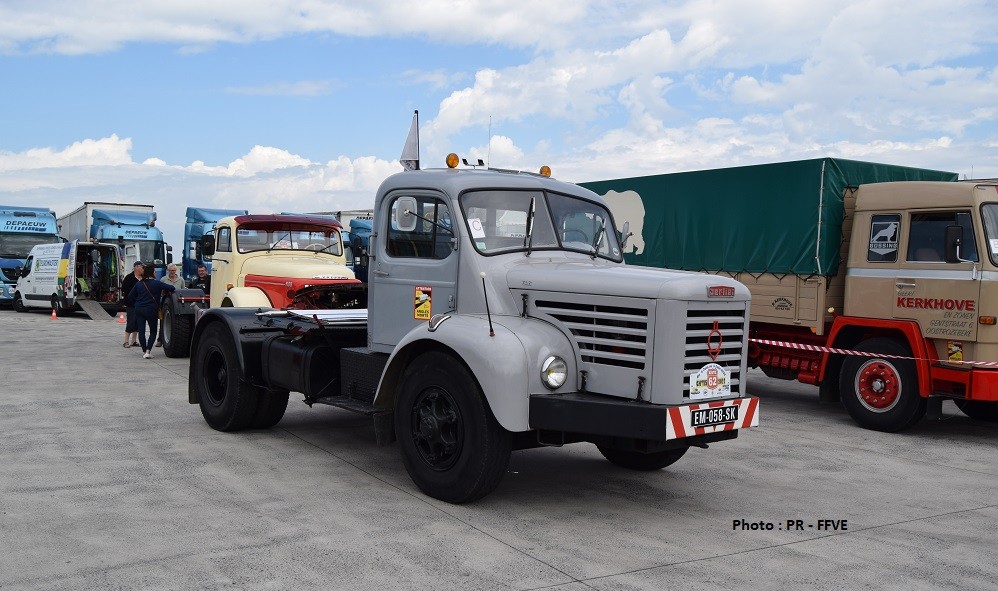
[
  {"x1": 267, "y1": 230, "x2": 293, "y2": 253},
  {"x1": 524, "y1": 196, "x2": 536, "y2": 256},
  {"x1": 590, "y1": 220, "x2": 606, "y2": 259}
]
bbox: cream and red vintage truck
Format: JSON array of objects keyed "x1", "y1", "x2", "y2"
[
  {"x1": 161, "y1": 214, "x2": 361, "y2": 357},
  {"x1": 585, "y1": 159, "x2": 998, "y2": 432},
  {"x1": 185, "y1": 155, "x2": 761, "y2": 503}
]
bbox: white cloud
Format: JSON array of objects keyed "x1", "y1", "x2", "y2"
[
  {"x1": 0, "y1": 135, "x2": 133, "y2": 170},
  {"x1": 225, "y1": 80, "x2": 336, "y2": 96}
]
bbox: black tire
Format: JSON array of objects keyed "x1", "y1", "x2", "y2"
[
  {"x1": 192, "y1": 321, "x2": 260, "y2": 431},
  {"x1": 395, "y1": 351, "x2": 511, "y2": 504},
  {"x1": 251, "y1": 390, "x2": 290, "y2": 429},
  {"x1": 955, "y1": 400, "x2": 998, "y2": 422},
  {"x1": 162, "y1": 302, "x2": 193, "y2": 358},
  {"x1": 597, "y1": 446, "x2": 689, "y2": 471},
  {"x1": 12, "y1": 293, "x2": 27, "y2": 313},
  {"x1": 839, "y1": 337, "x2": 925, "y2": 432}
]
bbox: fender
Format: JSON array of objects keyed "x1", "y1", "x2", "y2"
[
  {"x1": 222, "y1": 286, "x2": 272, "y2": 308},
  {"x1": 374, "y1": 314, "x2": 577, "y2": 432},
  {"x1": 187, "y1": 306, "x2": 278, "y2": 403},
  {"x1": 819, "y1": 316, "x2": 935, "y2": 396},
  {"x1": 167, "y1": 288, "x2": 210, "y2": 316}
]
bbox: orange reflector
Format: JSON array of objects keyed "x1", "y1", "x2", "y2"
[
  {"x1": 539, "y1": 165, "x2": 551, "y2": 177},
  {"x1": 446, "y1": 153, "x2": 459, "y2": 168},
  {"x1": 980, "y1": 316, "x2": 996, "y2": 325}
]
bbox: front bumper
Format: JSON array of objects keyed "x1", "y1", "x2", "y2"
[{"x1": 529, "y1": 393, "x2": 759, "y2": 442}]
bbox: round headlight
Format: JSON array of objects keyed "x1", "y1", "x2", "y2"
[{"x1": 541, "y1": 356, "x2": 567, "y2": 390}]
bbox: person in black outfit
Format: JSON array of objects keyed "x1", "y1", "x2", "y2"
[
  {"x1": 189, "y1": 263, "x2": 211, "y2": 294},
  {"x1": 126, "y1": 264, "x2": 176, "y2": 359},
  {"x1": 120, "y1": 261, "x2": 144, "y2": 347}
]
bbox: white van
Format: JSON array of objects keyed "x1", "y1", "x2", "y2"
[{"x1": 13, "y1": 241, "x2": 124, "y2": 316}]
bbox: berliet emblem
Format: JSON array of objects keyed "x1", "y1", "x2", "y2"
[
  {"x1": 707, "y1": 320, "x2": 723, "y2": 361},
  {"x1": 708, "y1": 285, "x2": 735, "y2": 298}
]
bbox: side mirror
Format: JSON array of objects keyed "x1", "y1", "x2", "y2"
[
  {"x1": 200, "y1": 234, "x2": 216, "y2": 257},
  {"x1": 395, "y1": 197, "x2": 418, "y2": 232},
  {"x1": 944, "y1": 225, "x2": 963, "y2": 264},
  {"x1": 167, "y1": 253, "x2": 173, "y2": 264},
  {"x1": 20, "y1": 266, "x2": 29, "y2": 278}
]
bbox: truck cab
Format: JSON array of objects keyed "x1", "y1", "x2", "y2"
[
  {"x1": 182, "y1": 207, "x2": 248, "y2": 282},
  {"x1": 0, "y1": 206, "x2": 62, "y2": 305},
  {"x1": 839, "y1": 181, "x2": 998, "y2": 423}
]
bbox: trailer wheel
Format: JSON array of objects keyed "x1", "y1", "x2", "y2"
[
  {"x1": 51, "y1": 295, "x2": 70, "y2": 317},
  {"x1": 162, "y1": 301, "x2": 192, "y2": 359},
  {"x1": 839, "y1": 337, "x2": 925, "y2": 432},
  {"x1": 395, "y1": 351, "x2": 511, "y2": 503},
  {"x1": 955, "y1": 400, "x2": 998, "y2": 422},
  {"x1": 251, "y1": 390, "x2": 290, "y2": 429},
  {"x1": 12, "y1": 293, "x2": 27, "y2": 313},
  {"x1": 597, "y1": 446, "x2": 688, "y2": 471},
  {"x1": 192, "y1": 321, "x2": 260, "y2": 432}
]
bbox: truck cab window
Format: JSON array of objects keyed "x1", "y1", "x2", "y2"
[
  {"x1": 217, "y1": 227, "x2": 232, "y2": 253},
  {"x1": 387, "y1": 196, "x2": 453, "y2": 259},
  {"x1": 907, "y1": 211, "x2": 977, "y2": 263},
  {"x1": 981, "y1": 203, "x2": 998, "y2": 266}
]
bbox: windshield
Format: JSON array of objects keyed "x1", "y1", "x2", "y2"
[
  {"x1": 460, "y1": 189, "x2": 622, "y2": 262},
  {"x1": 133, "y1": 241, "x2": 168, "y2": 266},
  {"x1": 0, "y1": 233, "x2": 60, "y2": 259},
  {"x1": 983, "y1": 203, "x2": 998, "y2": 265},
  {"x1": 236, "y1": 223, "x2": 343, "y2": 256}
]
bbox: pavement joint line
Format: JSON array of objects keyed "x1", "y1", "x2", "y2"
[
  {"x1": 756, "y1": 425, "x2": 998, "y2": 478},
  {"x1": 522, "y1": 502, "x2": 998, "y2": 589},
  {"x1": 282, "y1": 429, "x2": 588, "y2": 589}
]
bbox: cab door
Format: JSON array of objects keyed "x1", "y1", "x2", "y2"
[
  {"x1": 369, "y1": 192, "x2": 458, "y2": 351},
  {"x1": 18, "y1": 255, "x2": 35, "y2": 296},
  {"x1": 893, "y1": 210, "x2": 981, "y2": 346}
]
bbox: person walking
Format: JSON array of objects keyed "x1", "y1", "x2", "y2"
[
  {"x1": 120, "y1": 261, "x2": 144, "y2": 348},
  {"x1": 126, "y1": 263, "x2": 176, "y2": 359},
  {"x1": 156, "y1": 263, "x2": 185, "y2": 347}
]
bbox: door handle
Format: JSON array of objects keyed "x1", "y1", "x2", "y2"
[
  {"x1": 896, "y1": 282, "x2": 916, "y2": 289},
  {"x1": 373, "y1": 270, "x2": 389, "y2": 277}
]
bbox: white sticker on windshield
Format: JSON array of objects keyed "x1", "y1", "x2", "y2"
[
  {"x1": 468, "y1": 217, "x2": 486, "y2": 239},
  {"x1": 991, "y1": 238, "x2": 998, "y2": 254}
]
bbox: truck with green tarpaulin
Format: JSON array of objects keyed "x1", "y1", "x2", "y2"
[{"x1": 583, "y1": 159, "x2": 998, "y2": 432}]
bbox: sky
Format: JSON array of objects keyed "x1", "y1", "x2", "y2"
[{"x1": 1, "y1": 0, "x2": 997, "y2": 251}]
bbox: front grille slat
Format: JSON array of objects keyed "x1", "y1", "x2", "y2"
[
  {"x1": 684, "y1": 304, "x2": 747, "y2": 398},
  {"x1": 535, "y1": 298, "x2": 650, "y2": 370}
]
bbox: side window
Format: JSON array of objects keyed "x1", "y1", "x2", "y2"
[
  {"x1": 907, "y1": 211, "x2": 977, "y2": 263},
  {"x1": 217, "y1": 227, "x2": 232, "y2": 253},
  {"x1": 387, "y1": 196, "x2": 453, "y2": 259},
  {"x1": 868, "y1": 214, "x2": 900, "y2": 262},
  {"x1": 22, "y1": 256, "x2": 33, "y2": 276}
]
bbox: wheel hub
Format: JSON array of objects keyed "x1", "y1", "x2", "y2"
[
  {"x1": 411, "y1": 388, "x2": 461, "y2": 470},
  {"x1": 856, "y1": 360, "x2": 901, "y2": 412}
]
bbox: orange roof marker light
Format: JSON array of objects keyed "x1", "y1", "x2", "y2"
[
  {"x1": 446, "y1": 153, "x2": 460, "y2": 168},
  {"x1": 539, "y1": 165, "x2": 551, "y2": 177}
]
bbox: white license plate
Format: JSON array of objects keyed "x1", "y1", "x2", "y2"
[{"x1": 690, "y1": 405, "x2": 739, "y2": 428}]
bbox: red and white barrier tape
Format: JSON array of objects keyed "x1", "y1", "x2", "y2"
[{"x1": 749, "y1": 337, "x2": 998, "y2": 368}]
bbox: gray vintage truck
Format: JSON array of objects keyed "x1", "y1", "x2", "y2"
[{"x1": 188, "y1": 155, "x2": 760, "y2": 503}]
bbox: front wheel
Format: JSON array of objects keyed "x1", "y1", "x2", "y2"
[
  {"x1": 395, "y1": 351, "x2": 511, "y2": 504},
  {"x1": 162, "y1": 302, "x2": 193, "y2": 358},
  {"x1": 955, "y1": 400, "x2": 998, "y2": 422},
  {"x1": 597, "y1": 445, "x2": 688, "y2": 471},
  {"x1": 12, "y1": 293, "x2": 27, "y2": 313},
  {"x1": 192, "y1": 321, "x2": 260, "y2": 431},
  {"x1": 839, "y1": 337, "x2": 925, "y2": 432}
]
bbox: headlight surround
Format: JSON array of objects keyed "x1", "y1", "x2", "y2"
[{"x1": 540, "y1": 356, "x2": 568, "y2": 390}]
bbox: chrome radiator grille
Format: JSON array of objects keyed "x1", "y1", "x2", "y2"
[{"x1": 533, "y1": 298, "x2": 651, "y2": 370}]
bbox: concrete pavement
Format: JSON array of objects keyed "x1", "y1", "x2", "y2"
[{"x1": 1, "y1": 309, "x2": 996, "y2": 590}]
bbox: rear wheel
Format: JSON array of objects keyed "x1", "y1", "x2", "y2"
[
  {"x1": 597, "y1": 446, "x2": 688, "y2": 471},
  {"x1": 162, "y1": 301, "x2": 193, "y2": 358},
  {"x1": 955, "y1": 400, "x2": 998, "y2": 422},
  {"x1": 839, "y1": 337, "x2": 925, "y2": 432},
  {"x1": 395, "y1": 351, "x2": 511, "y2": 503},
  {"x1": 192, "y1": 321, "x2": 260, "y2": 431},
  {"x1": 12, "y1": 293, "x2": 27, "y2": 313},
  {"x1": 51, "y1": 295, "x2": 70, "y2": 317}
]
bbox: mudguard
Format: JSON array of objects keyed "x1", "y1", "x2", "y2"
[
  {"x1": 167, "y1": 288, "x2": 209, "y2": 316},
  {"x1": 223, "y1": 286, "x2": 272, "y2": 308},
  {"x1": 187, "y1": 307, "x2": 278, "y2": 403},
  {"x1": 374, "y1": 314, "x2": 577, "y2": 432}
]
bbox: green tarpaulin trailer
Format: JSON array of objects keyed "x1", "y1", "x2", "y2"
[{"x1": 581, "y1": 158, "x2": 958, "y2": 277}]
